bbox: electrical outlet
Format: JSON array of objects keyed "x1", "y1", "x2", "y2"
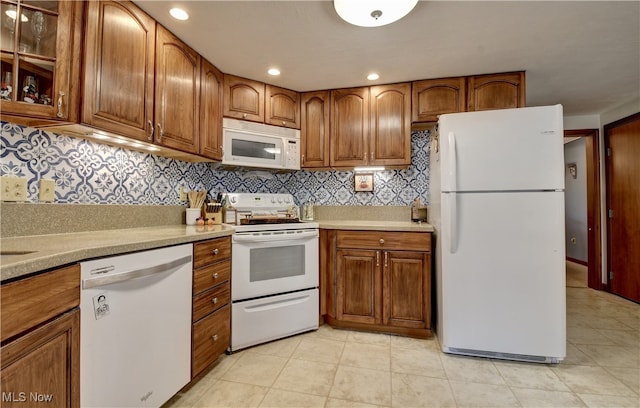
[
  {"x1": 179, "y1": 186, "x2": 187, "y2": 201},
  {"x1": 39, "y1": 179, "x2": 55, "y2": 202},
  {"x1": 1, "y1": 176, "x2": 28, "y2": 202}
]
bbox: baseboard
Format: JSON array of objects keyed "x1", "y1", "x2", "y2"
[{"x1": 566, "y1": 257, "x2": 588, "y2": 266}]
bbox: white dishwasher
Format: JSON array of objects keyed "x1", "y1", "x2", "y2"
[{"x1": 80, "y1": 244, "x2": 192, "y2": 408}]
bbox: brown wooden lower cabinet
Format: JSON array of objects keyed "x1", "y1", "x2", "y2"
[
  {"x1": 1, "y1": 264, "x2": 80, "y2": 408},
  {"x1": 1, "y1": 308, "x2": 80, "y2": 408},
  {"x1": 325, "y1": 230, "x2": 432, "y2": 338},
  {"x1": 191, "y1": 237, "x2": 231, "y2": 378}
]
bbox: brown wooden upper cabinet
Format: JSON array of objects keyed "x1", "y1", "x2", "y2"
[
  {"x1": 154, "y1": 25, "x2": 201, "y2": 154},
  {"x1": 370, "y1": 83, "x2": 411, "y2": 166},
  {"x1": 265, "y1": 85, "x2": 300, "y2": 129},
  {"x1": 83, "y1": 2, "x2": 203, "y2": 155},
  {"x1": 199, "y1": 59, "x2": 224, "y2": 160},
  {"x1": 412, "y1": 77, "x2": 466, "y2": 122},
  {"x1": 0, "y1": 0, "x2": 83, "y2": 122},
  {"x1": 82, "y1": 0, "x2": 156, "y2": 142},
  {"x1": 300, "y1": 91, "x2": 330, "y2": 168},
  {"x1": 330, "y1": 84, "x2": 411, "y2": 167},
  {"x1": 330, "y1": 87, "x2": 370, "y2": 167},
  {"x1": 467, "y1": 71, "x2": 526, "y2": 112},
  {"x1": 411, "y1": 72, "x2": 525, "y2": 122},
  {"x1": 223, "y1": 74, "x2": 265, "y2": 123}
]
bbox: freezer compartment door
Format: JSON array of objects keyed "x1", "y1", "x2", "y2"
[
  {"x1": 440, "y1": 191, "x2": 566, "y2": 360},
  {"x1": 440, "y1": 105, "x2": 564, "y2": 192}
]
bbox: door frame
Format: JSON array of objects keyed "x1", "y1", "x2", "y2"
[
  {"x1": 603, "y1": 112, "x2": 640, "y2": 295},
  {"x1": 564, "y1": 129, "x2": 601, "y2": 290}
]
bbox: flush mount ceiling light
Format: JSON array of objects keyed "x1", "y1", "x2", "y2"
[
  {"x1": 267, "y1": 68, "x2": 281, "y2": 76},
  {"x1": 169, "y1": 7, "x2": 189, "y2": 21},
  {"x1": 334, "y1": 0, "x2": 418, "y2": 27},
  {"x1": 367, "y1": 73, "x2": 380, "y2": 81}
]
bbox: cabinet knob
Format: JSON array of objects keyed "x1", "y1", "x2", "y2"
[
  {"x1": 243, "y1": 113, "x2": 248, "y2": 119},
  {"x1": 211, "y1": 297, "x2": 218, "y2": 304},
  {"x1": 212, "y1": 334, "x2": 218, "y2": 342},
  {"x1": 213, "y1": 272, "x2": 219, "y2": 279},
  {"x1": 212, "y1": 248, "x2": 219, "y2": 255},
  {"x1": 282, "y1": 121, "x2": 286, "y2": 126},
  {"x1": 379, "y1": 238, "x2": 385, "y2": 245}
]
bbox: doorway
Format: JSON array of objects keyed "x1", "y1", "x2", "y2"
[
  {"x1": 564, "y1": 129, "x2": 601, "y2": 290},
  {"x1": 604, "y1": 113, "x2": 640, "y2": 303}
]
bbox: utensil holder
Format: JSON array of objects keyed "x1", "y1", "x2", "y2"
[{"x1": 186, "y1": 208, "x2": 201, "y2": 225}]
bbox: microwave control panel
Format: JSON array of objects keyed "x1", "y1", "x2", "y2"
[{"x1": 285, "y1": 139, "x2": 300, "y2": 169}]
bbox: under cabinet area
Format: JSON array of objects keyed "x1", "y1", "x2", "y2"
[
  {"x1": 191, "y1": 237, "x2": 231, "y2": 379},
  {"x1": 324, "y1": 230, "x2": 432, "y2": 338},
  {"x1": 0, "y1": 265, "x2": 80, "y2": 408}
]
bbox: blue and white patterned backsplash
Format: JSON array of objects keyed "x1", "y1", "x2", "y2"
[{"x1": 1, "y1": 121, "x2": 430, "y2": 206}]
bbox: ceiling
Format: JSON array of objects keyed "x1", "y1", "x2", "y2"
[{"x1": 134, "y1": 1, "x2": 639, "y2": 117}]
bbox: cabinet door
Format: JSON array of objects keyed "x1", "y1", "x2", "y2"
[
  {"x1": 154, "y1": 25, "x2": 201, "y2": 153},
  {"x1": 300, "y1": 91, "x2": 330, "y2": 168},
  {"x1": 467, "y1": 72, "x2": 525, "y2": 111},
  {"x1": 200, "y1": 59, "x2": 224, "y2": 159},
  {"x1": 412, "y1": 77, "x2": 466, "y2": 122},
  {"x1": 192, "y1": 305, "x2": 230, "y2": 378},
  {"x1": 0, "y1": 0, "x2": 83, "y2": 121},
  {"x1": 330, "y1": 87, "x2": 369, "y2": 167},
  {"x1": 223, "y1": 74, "x2": 265, "y2": 122},
  {"x1": 1, "y1": 309, "x2": 79, "y2": 408},
  {"x1": 336, "y1": 249, "x2": 381, "y2": 325},
  {"x1": 383, "y1": 251, "x2": 431, "y2": 329},
  {"x1": 369, "y1": 83, "x2": 411, "y2": 166},
  {"x1": 82, "y1": 1, "x2": 156, "y2": 142},
  {"x1": 265, "y1": 85, "x2": 300, "y2": 129}
]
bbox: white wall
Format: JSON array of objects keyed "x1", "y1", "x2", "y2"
[{"x1": 564, "y1": 138, "x2": 588, "y2": 262}]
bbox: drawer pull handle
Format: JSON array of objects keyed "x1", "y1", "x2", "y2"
[
  {"x1": 212, "y1": 249, "x2": 219, "y2": 255},
  {"x1": 212, "y1": 297, "x2": 218, "y2": 304},
  {"x1": 213, "y1": 272, "x2": 219, "y2": 279},
  {"x1": 212, "y1": 334, "x2": 218, "y2": 341},
  {"x1": 379, "y1": 238, "x2": 385, "y2": 245}
]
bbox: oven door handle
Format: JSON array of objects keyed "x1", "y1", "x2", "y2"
[{"x1": 233, "y1": 230, "x2": 318, "y2": 243}]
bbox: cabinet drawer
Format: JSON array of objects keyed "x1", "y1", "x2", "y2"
[
  {"x1": 194, "y1": 237, "x2": 231, "y2": 268},
  {"x1": 1, "y1": 265, "x2": 80, "y2": 342},
  {"x1": 193, "y1": 260, "x2": 230, "y2": 295},
  {"x1": 193, "y1": 284, "x2": 230, "y2": 322},
  {"x1": 336, "y1": 231, "x2": 431, "y2": 252},
  {"x1": 192, "y1": 305, "x2": 230, "y2": 378}
]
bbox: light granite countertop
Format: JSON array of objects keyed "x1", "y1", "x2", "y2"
[
  {"x1": 0, "y1": 225, "x2": 235, "y2": 282},
  {"x1": 0, "y1": 219, "x2": 433, "y2": 282},
  {"x1": 316, "y1": 220, "x2": 434, "y2": 232}
]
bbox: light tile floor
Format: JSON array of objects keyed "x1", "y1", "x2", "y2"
[{"x1": 165, "y1": 279, "x2": 639, "y2": 407}]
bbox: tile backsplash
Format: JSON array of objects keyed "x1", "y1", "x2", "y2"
[{"x1": 1, "y1": 121, "x2": 430, "y2": 206}]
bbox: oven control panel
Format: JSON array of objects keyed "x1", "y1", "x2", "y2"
[{"x1": 226, "y1": 193, "x2": 295, "y2": 210}]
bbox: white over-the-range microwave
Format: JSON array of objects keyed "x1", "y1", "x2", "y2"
[{"x1": 222, "y1": 118, "x2": 300, "y2": 170}]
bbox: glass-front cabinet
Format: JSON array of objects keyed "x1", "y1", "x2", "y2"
[{"x1": 0, "y1": 0, "x2": 81, "y2": 122}]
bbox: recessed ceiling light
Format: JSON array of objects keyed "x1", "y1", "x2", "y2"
[
  {"x1": 169, "y1": 7, "x2": 189, "y2": 21},
  {"x1": 267, "y1": 68, "x2": 281, "y2": 76},
  {"x1": 367, "y1": 73, "x2": 380, "y2": 81}
]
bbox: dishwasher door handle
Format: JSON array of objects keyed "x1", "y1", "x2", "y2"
[{"x1": 83, "y1": 255, "x2": 192, "y2": 289}]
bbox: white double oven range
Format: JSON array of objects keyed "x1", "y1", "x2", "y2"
[{"x1": 227, "y1": 193, "x2": 319, "y2": 352}]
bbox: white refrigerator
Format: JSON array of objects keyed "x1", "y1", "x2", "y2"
[{"x1": 428, "y1": 105, "x2": 566, "y2": 363}]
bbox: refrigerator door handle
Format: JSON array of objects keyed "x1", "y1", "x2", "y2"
[
  {"x1": 449, "y1": 192, "x2": 458, "y2": 253},
  {"x1": 447, "y1": 132, "x2": 457, "y2": 192}
]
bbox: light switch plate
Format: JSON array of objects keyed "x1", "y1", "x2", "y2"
[
  {"x1": 1, "y1": 176, "x2": 28, "y2": 202},
  {"x1": 39, "y1": 179, "x2": 55, "y2": 202}
]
